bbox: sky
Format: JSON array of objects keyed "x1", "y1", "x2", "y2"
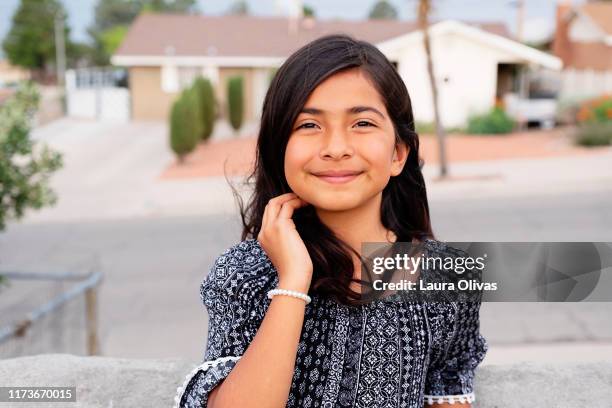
[{"x1": 0, "y1": 0, "x2": 587, "y2": 53}]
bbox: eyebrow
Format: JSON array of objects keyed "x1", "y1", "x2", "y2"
[{"x1": 299, "y1": 105, "x2": 386, "y2": 119}]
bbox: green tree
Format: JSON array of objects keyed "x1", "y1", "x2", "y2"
[
  {"x1": 88, "y1": 0, "x2": 199, "y2": 65},
  {"x1": 368, "y1": 0, "x2": 398, "y2": 20},
  {"x1": 141, "y1": 0, "x2": 199, "y2": 13},
  {"x1": 0, "y1": 81, "x2": 63, "y2": 231},
  {"x1": 2, "y1": 0, "x2": 73, "y2": 79},
  {"x1": 228, "y1": 0, "x2": 249, "y2": 15},
  {"x1": 303, "y1": 4, "x2": 316, "y2": 17},
  {"x1": 99, "y1": 25, "x2": 130, "y2": 57}
]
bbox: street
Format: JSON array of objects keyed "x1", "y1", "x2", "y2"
[{"x1": 1, "y1": 118, "x2": 611, "y2": 364}]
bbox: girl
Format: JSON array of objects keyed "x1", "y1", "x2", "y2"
[{"x1": 174, "y1": 34, "x2": 488, "y2": 408}]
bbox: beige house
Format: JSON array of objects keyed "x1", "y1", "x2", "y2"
[
  {"x1": 111, "y1": 14, "x2": 515, "y2": 122},
  {"x1": 111, "y1": 13, "x2": 559, "y2": 126}
]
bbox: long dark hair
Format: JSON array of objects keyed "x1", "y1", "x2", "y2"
[{"x1": 228, "y1": 33, "x2": 435, "y2": 306}]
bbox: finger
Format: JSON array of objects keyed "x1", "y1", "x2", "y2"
[
  {"x1": 277, "y1": 197, "x2": 308, "y2": 220},
  {"x1": 263, "y1": 193, "x2": 297, "y2": 230}
]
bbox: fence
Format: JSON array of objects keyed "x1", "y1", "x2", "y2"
[
  {"x1": 560, "y1": 68, "x2": 612, "y2": 100},
  {"x1": 65, "y1": 66, "x2": 130, "y2": 122},
  {"x1": 0, "y1": 270, "x2": 103, "y2": 359}
]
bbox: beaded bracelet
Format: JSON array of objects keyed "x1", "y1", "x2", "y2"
[{"x1": 267, "y1": 288, "x2": 312, "y2": 304}]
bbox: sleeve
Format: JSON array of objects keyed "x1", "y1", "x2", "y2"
[
  {"x1": 423, "y1": 297, "x2": 488, "y2": 405},
  {"x1": 173, "y1": 243, "x2": 272, "y2": 408}
]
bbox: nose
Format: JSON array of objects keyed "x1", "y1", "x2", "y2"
[{"x1": 319, "y1": 128, "x2": 354, "y2": 160}]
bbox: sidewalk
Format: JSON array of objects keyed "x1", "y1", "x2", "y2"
[
  {"x1": 18, "y1": 117, "x2": 612, "y2": 223},
  {"x1": 159, "y1": 126, "x2": 605, "y2": 179}
]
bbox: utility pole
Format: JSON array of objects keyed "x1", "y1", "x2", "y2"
[
  {"x1": 54, "y1": 9, "x2": 66, "y2": 87},
  {"x1": 288, "y1": 0, "x2": 303, "y2": 35},
  {"x1": 510, "y1": 0, "x2": 525, "y2": 43}
]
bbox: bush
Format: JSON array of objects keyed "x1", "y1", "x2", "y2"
[
  {"x1": 466, "y1": 107, "x2": 515, "y2": 135},
  {"x1": 0, "y1": 80, "x2": 63, "y2": 231},
  {"x1": 415, "y1": 121, "x2": 463, "y2": 135},
  {"x1": 169, "y1": 90, "x2": 199, "y2": 163},
  {"x1": 576, "y1": 94, "x2": 612, "y2": 124},
  {"x1": 227, "y1": 75, "x2": 244, "y2": 133},
  {"x1": 574, "y1": 95, "x2": 612, "y2": 147},
  {"x1": 186, "y1": 86, "x2": 204, "y2": 141},
  {"x1": 575, "y1": 122, "x2": 612, "y2": 146},
  {"x1": 192, "y1": 76, "x2": 216, "y2": 142},
  {"x1": 415, "y1": 121, "x2": 435, "y2": 134}
]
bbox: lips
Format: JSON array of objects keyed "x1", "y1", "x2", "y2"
[
  {"x1": 312, "y1": 170, "x2": 363, "y2": 177},
  {"x1": 311, "y1": 170, "x2": 364, "y2": 184}
]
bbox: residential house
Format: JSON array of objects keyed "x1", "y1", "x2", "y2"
[
  {"x1": 553, "y1": 1, "x2": 612, "y2": 100},
  {"x1": 112, "y1": 13, "x2": 561, "y2": 127}
]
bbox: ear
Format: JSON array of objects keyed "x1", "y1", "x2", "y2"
[{"x1": 391, "y1": 141, "x2": 409, "y2": 177}]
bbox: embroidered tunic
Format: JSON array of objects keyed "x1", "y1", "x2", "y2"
[{"x1": 174, "y1": 238, "x2": 488, "y2": 407}]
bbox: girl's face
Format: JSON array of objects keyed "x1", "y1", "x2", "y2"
[{"x1": 284, "y1": 67, "x2": 408, "y2": 212}]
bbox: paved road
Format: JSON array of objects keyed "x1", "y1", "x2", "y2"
[
  {"x1": 1, "y1": 118, "x2": 611, "y2": 364},
  {"x1": 1, "y1": 189, "x2": 611, "y2": 362}
]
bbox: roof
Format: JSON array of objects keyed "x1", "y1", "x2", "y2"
[
  {"x1": 113, "y1": 13, "x2": 511, "y2": 59},
  {"x1": 580, "y1": 2, "x2": 612, "y2": 36},
  {"x1": 378, "y1": 20, "x2": 562, "y2": 70}
]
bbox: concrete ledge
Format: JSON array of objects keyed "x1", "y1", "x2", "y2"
[{"x1": 0, "y1": 354, "x2": 611, "y2": 407}]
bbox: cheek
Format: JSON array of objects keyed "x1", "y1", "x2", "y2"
[
  {"x1": 359, "y1": 138, "x2": 394, "y2": 172},
  {"x1": 284, "y1": 138, "x2": 311, "y2": 183}
]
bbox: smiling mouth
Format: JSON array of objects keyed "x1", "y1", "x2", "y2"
[{"x1": 312, "y1": 172, "x2": 364, "y2": 184}]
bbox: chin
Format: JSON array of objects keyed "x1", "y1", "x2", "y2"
[{"x1": 308, "y1": 193, "x2": 364, "y2": 212}]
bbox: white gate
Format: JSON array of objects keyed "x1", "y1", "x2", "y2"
[{"x1": 65, "y1": 67, "x2": 130, "y2": 122}]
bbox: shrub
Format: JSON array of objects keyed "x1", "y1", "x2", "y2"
[
  {"x1": 227, "y1": 75, "x2": 244, "y2": 133},
  {"x1": 576, "y1": 94, "x2": 612, "y2": 124},
  {"x1": 574, "y1": 95, "x2": 612, "y2": 147},
  {"x1": 0, "y1": 80, "x2": 63, "y2": 231},
  {"x1": 575, "y1": 122, "x2": 612, "y2": 146},
  {"x1": 192, "y1": 76, "x2": 216, "y2": 142},
  {"x1": 169, "y1": 90, "x2": 199, "y2": 163},
  {"x1": 466, "y1": 107, "x2": 515, "y2": 135},
  {"x1": 415, "y1": 121, "x2": 463, "y2": 135},
  {"x1": 186, "y1": 86, "x2": 204, "y2": 141},
  {"x1": 415, "y1": 121, "x2": 435, "y2": 134}
]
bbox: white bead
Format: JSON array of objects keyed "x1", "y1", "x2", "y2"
[{"x1": 267, "y1": 287, "x2": 311, "y2": 304}]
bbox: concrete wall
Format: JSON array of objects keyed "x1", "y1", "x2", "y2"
[{"x1": 1, "y1": 354, "x2": 611, "y2": 407}]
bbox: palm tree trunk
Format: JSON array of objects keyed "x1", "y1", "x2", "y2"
[{"x1": 418, "y1": 0, "x2": 448, "y2": 178}]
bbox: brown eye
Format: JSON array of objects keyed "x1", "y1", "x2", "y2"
[
  {"x1": 355, "y1": 121, "x2": 375, "y2": 127},
  {"x1": 297, "y1": 122, "x2": 318, "y2": 130}
]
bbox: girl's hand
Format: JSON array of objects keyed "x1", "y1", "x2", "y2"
[{"x1": 257, "y1": 192, "x2": 313, "y2": 294}]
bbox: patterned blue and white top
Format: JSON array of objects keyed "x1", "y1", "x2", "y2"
[{"x1": 174, "y1": 238, "x2": 488, "y2": 407}]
